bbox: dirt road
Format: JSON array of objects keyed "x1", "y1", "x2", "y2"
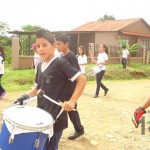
[{"x1": 0, "y1": 79, "x2": 150, "y2": 150}]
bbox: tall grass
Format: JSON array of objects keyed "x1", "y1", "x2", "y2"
[
  {"x1": 3, "y1": 68, "x2": 35, "y2": 92},
  {"x1": 2, "y1": 63, "x2": 150, "y2": 92},
  {"x1": 85, "y1": 63, "x2": 150, "y2": 80}
]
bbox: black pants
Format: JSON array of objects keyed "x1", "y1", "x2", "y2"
[
  {"x1": 68, "y1": 104, "x2": 84, "y2": 132},
  {"x1": 0, "y1": 74, "x2": 5, "y2": 94},
  {"x1": 95, "y1": 70, "x2": 107, "y2": 95},
  {"x1": 121, "y1": 58, "x2": 127, "y2": 68}
]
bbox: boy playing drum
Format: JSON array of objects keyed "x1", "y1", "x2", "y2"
[{"x1": 14, "y1": 29, "x2": 87, "y2": 150}]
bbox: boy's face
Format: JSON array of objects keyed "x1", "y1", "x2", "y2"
[
  {"x1": 36, "y1": 38, "x2": 56, "y2": 62},
  {"x1": 56, "y1": 41, "x2": 69, "y2": 53}
]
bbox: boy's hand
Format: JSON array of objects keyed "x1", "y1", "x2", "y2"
[
  {"x1": 62, "y1": 101, "x2": 76, "y2": 111},
  {"x1": 14, "y1": 94, "x2": 29, "y2": 105}
]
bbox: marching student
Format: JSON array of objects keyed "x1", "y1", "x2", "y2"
[
  {"x1": 56, "y1": 33, "x2": 85, "y2": 140},
  {"x1": 92, "y1": 44, "x2": 109, "y2": 98},
  {"x1": 14, "y1": 29, "x2": 87, "y2": 150}
]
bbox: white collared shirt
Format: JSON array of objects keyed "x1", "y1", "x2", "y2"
[
  {"x1": 41, "y1": 56, "x2": 57, "y2": 72},
  {"x1": 97, "y1": 52, "x2": 108, "y2": 70},
  {"x1": 122, "y1": 49, "x2": 129, "y2": 59}
]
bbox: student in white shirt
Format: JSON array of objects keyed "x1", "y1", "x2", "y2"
[
  {"x1": 76, "y1": 46, "x2": 87, "y2": 74},
  {"x1": 92, "y1": 44, "x2": 109, "y2": 98},
  {"x1": 0, "y1": 44, "x2": 6, "y2": 98},
  {"x1": 31, "y1": 43, "x2": 43, "y2": 73},
  {"x1": 121, "y1": 46, "x2": 129, "y2": 68}
]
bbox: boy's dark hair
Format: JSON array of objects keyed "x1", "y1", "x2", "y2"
[
  {"x1": 122, "y1": 45, "x2": 126, "y2": 49},
  {"x1": 36, "y1": 29, "x2": 56, "y2": 44},
  {"x1": 55, "y1": 33, "x2": 71, "y2": 45}
]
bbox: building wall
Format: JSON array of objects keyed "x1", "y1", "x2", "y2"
[
  {"x1": 69, "y1": 32, "x2": 95, "y2": 55},
  {"x1": 95, "y1": 32, "x2": 119, "y2": 45},
  {"x1": 19, "y1": 56, "x2": 33, "y2": 69},
  {"x1": 123, "y1": 20, "x2": 150, "y2": 34},
  {"x1": 79, "y1": 33, "x2": 95, "y2": 55}
]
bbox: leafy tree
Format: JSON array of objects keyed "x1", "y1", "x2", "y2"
[
  {"x1": 0, "y1": 22, "x2": 11, "y2": 64},
  {"x1": 21, "y1": 24, "x2": 42, "y2": 31},
  {"x1": 19, "y1": 25, "x2": 42, "y2": 55},
  {"x1": 97, "y1": 15, "x2": 115, "y2": 21},
  {"x1": 0, "y1": 22, "x2": 10, "y2": 36}
]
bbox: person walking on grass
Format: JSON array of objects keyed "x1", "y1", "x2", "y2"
[
  {"x1": 92, "y1": 44, "x2": 109, "y2": 98},
  {"x1": 56, "y1": 33, "x2": 85, "y2": 140},
  {"x1": 121, "y1": 45, "x2": 129, "y2": 69}
]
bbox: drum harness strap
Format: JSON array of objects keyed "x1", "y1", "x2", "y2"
[{"x1": 9, "y1": 124, "x2": 16, "y2": 144}]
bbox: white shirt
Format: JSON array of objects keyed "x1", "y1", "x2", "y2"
[
  {"x1": 55, "y1": 49, "x2": 61, "y2": 57},
  {"x1": 97, "y1": 52, "x2": 108, "y2": 70},
  {"x1": 77, "y1": 54, "x2": 87, "y2": 74},
  {"x1": 122, "y1": 49, "x2": 129, "y2": 59},
  {"x1": 0, "y1": 56, "x2": 4, "y2": 74}
]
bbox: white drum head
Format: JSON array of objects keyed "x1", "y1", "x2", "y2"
[{"x1": 3, "y1": 105, "x2": 54, "y2": 129}]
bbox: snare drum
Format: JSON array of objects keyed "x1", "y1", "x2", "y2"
[{"x1": 0, "y1": 105, "x2": 54, "y2": 150}]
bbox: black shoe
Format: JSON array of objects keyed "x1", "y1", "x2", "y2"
[
  {"x1": 104, "y1": 89, "x2": 109, "y2": 96},
  {"x1": 93, "y1": 95, "x2": 99, "y2": 98},
  {"x1": 68, "y1": 130, "x2": 84, "y2": 140}
]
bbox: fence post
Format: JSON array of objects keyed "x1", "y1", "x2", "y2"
[
  {"x1": 143, "y1": 47, "x2": 146, "y2": 64},
  {"x1": 11, "y1": 37, "x2": 20, "y2": 69},
  {"x1": 89, "y1": 43, "x2": 95, "y2": 63},
  {"x1": 140, "y1": 116, "x2": 145, "y2": 135},
  {"x1": 146, "y1": 51, "x2": 150, "y2": 64}
]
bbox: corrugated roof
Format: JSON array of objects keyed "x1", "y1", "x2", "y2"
[
  {"x1": 72, "y1": 18, "x2": 144, "y2": 31},
  {"x1": 121, "y1": 31, "x2": 150, "y2": 38}
]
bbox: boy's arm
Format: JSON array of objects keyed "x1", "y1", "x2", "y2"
[
  {"x1": 26, "y1": 84, "x2": 38, "y2": 97},
  {"x1": 14, "y1": 85, "x2": 38, "y2": 104},
  {"x1": 62, "y1": 74, "x2": 87, "y2": 111}
]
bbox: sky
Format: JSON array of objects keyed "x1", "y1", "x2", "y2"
[{"x1": 0, "y1": 0, "x2": 150, "y2": 31}]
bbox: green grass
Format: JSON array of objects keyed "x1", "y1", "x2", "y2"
[
  {"x1": 85, "y1": 63, "x2": 150, "y2": 81},
  {"x1": 2, "y1": 63, "x2": 150, "y2": 92},
  {"x1": 3, "y1": 68, "x2": 35, "y2": 92}
]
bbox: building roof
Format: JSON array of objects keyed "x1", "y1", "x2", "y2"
[
  {"x1": 121, "y1": 31, "x2": 150, "y2": 38},
  {"x1": 72, "y1": 18, "x2": 149, "y2": 31}
]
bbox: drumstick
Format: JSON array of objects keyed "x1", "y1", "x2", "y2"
[{"x1": 37, "y1": 89, "x2": 76, "y2": 111}]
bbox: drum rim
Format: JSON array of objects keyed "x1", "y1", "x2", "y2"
[
  {"x1": 3, "y1": 105, "x2": 54, "y2": 131},
  {"x1": 3, "y1": 116, "x2": 54, "y2": 131}
]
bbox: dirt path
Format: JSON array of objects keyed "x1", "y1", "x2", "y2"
[{"x1": 0, "y1": 79, "x2": 150, "y2": 150}]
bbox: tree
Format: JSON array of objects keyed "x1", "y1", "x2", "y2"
[
  {"x1": 0, "y1": 22, "x2": 11, "y2": 64},
  {"x1": 97, "y1": 15, "x2": 115, "y2": 21},
  {"x1": 19, "y1": 25, "x2": 42, "y2": 55},
  {"x1": 0, "y1": 22, "x2": 10, "y2": 36},
  {"x1": 21, "y1": 24, "x2": 42, "y2": 31}
]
